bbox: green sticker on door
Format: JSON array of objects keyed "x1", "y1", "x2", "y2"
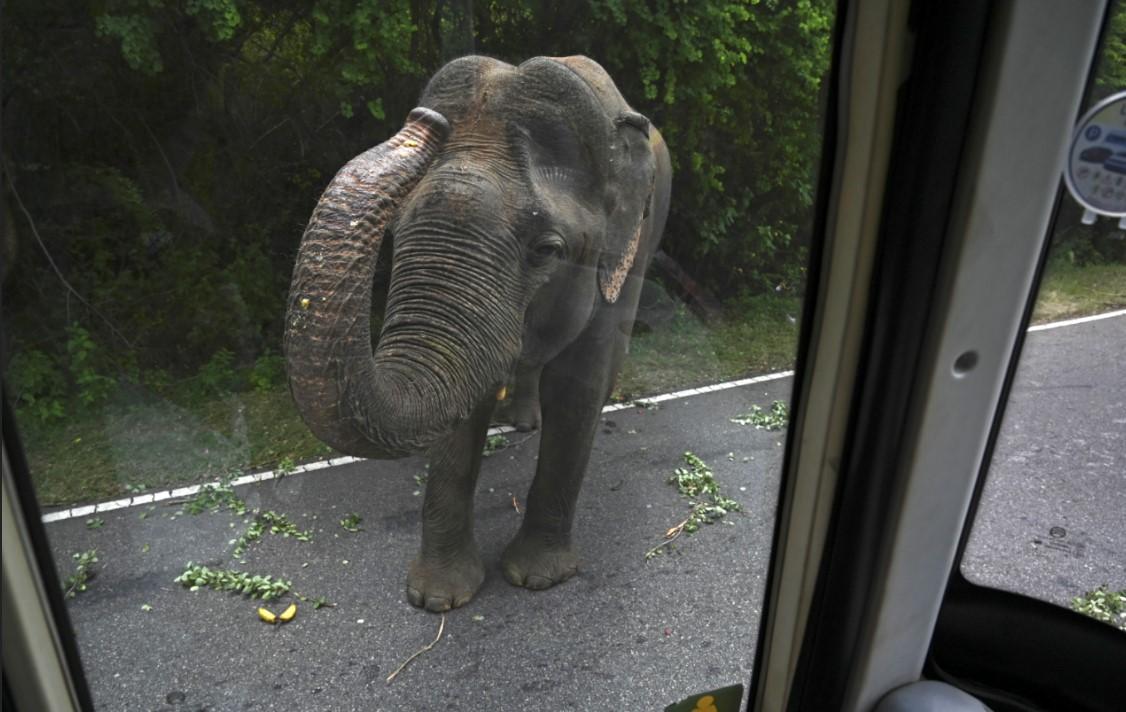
[{"x1": 663, "y1": 684, "x2": 744, "y2": 712}]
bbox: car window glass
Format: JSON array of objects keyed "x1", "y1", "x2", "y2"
[{"x1": 1, "y1": 2, "x2": 835, "y2": 708}]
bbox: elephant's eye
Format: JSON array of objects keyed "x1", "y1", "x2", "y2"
[{"x1": 529, "y1": 234, "x2": 566, "y2": 265}]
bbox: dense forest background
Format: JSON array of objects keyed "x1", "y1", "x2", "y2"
[
  {"x1": 2, "y1": 0, "x2": 1123, "y2": 431},
  {"x1": 3, "y1": 0, "x2": 834, "y2": 415}
]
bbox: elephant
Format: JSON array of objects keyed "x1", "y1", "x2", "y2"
[{"x1": 284, "y1": 55, "x2": 671, "y2": 612}]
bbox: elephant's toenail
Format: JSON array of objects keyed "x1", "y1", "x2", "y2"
[
  {"x1": 526, "y1": 575, "x2": 551, "y2": 590},
  {"x1": 426, "y1": 597, "x2": 451, "y2": 612}
]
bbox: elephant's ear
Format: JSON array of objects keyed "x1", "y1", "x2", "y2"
[{"x1": 598, "y1": 112, "x2": 657, "y2": 303}]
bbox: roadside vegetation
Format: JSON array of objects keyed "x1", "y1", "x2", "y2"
[
  {"x1": 3, "y1": 2, "x2": 1124, "y2": 506},
  {"x1": 12, "y1": 259, "x2": 1124, "y2": 507},
  {"x1": 1071, "y1": 586, "x2": 1126, "y2": 632}
]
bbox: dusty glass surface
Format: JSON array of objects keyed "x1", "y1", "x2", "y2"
[
  {"x1": 2, "y1": 1, "x2": 835, "y2": 708},
  {"x1": 961, "y1": 5, "x2": 1126, "y2": 633}
]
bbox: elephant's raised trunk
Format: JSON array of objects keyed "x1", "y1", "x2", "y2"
[{"x1": 284, "y1": 108, "x2": 451, "y2": 459}]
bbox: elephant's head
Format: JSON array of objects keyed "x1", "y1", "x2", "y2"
[{"x1": 284, "y1": 55, "x2": 658, "y2": 459}]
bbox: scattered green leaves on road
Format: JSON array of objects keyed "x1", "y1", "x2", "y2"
[
  {"x1": 340, "y1": 513, "x2": 363, "y2": 533},
  {"x1": 231, "y1": 511, "x2": 312, "y2": 557},
  {"x1": 174, "y1": 564, "x2": 331, "y2": 609},
  {"x1": 182, "y1": 476, "x2": 248, "y2": 516},
  {"x1": 482, "y1": 434, "x2": 508, "y2": 457},
  {"x1": 1072, "y1": 585, "x2": 1126, "y2": 631},
  {"x1": 731, "y1": 400, "x2": 789, "y2": 430},
  {"x1": 175, "y1": 564, "x2": 292, "y2": 601},
  {"x1": 648, "y1": 452, "x2": 742, "y2": 559},
  {"x1": 85, "y1": 517, "x2": 105, "y2": 529},
  {"x1": 63, "y1": 549, "x2": 99, "y2": 598}
]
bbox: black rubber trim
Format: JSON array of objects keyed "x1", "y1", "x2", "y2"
[
  {"x1": 2, "y1": 387, "x2": 96, "y2": 710},
  {"x1": 785, "y1": 2, "x2": 993, "y2": 709},
  {"x1": 925, "y1": 4, "x2": 1126, "y2": 711},
  {"x1": 927, "y1": 572, "x2": 1126, "y2": 712},
  {"x1": 745, "y1": 0, "x2": 848, "y2": 707}
]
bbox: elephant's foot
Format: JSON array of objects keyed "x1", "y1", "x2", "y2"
[
  {"x1": 510, "y1": 396, "x2": 541, "y2": 432},
  {"x1": 407, "y1": 547, "x2": 485, "y2": 612},
  {"x1": 501, "y1": 530, "x2": 578, "y2": 590}
]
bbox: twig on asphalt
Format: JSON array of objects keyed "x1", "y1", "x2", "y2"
[
  {"x1": 512, "y1": 495, "x2": 523, "y2": 514},
  {"x1": 645, "y1": 517, "x2": 690, "y2": 560},
  {"x1": 386, "y1": 615, "x2": 446, "y2": 685}
]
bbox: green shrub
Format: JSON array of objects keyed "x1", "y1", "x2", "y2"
[
  {"x1": 66, "y1": 324, "x2": 116, "y2": 407},
  {"x1": 248, "y1": 353, "x2": 286, "y2": 393},
  {"x1": 195, "y1": 348, "x2": 238, "y2": 396},
  {"x1": 7, "y1": 349, "x2": 67, "y2": 423}
]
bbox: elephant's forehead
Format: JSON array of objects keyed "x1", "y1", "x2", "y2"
[{"x1": 437, "y1": 66, "x2": 610, "y2": 154}]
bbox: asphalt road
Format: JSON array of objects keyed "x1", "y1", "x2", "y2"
[
  {"x1": 961, "y1": 314, "x2": 1126, "y2": 606},
  {"x1": 41, "y1": 313, "x2": 1124, "y2": 711}
]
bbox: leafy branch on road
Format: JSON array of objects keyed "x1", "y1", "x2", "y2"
[
  {"x1": 174, "y1": 563, "x2": 331, "y2": 608},
  {"x1": 181, "y1": 475, "x2": 248, "y2": 516},
  {"x1": 231, "y1": 511, "x2": 313, "y2": 557},
  {"x1": 175, "y1": 476, "x2": 327, "y2": 613},
  {"x1": 1072, "y1": 585, "x2": 1126, "y2": 631},
  {"x1": 731, "y1": 400, "x2": 788, "y2": 430},
  {"x1": 63, "y1": 549, "x2": 100, "y2": 598},
  {"x1": 647, "y1": 452, "x2": 742, "y2": 559}
]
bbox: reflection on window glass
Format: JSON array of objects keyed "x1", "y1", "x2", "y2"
[
  {"x1": 1, "y1": 1, "x2": 833, "y2": 707},
  {"x1": 961, "y1": 4, "x2": 1126, "y2": 633}
]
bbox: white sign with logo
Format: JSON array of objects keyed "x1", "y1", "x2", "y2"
[{"x1": 1064, "y1": 90, "x2": 1126, "y2": 226}]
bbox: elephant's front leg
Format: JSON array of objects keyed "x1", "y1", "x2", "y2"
[
  {"x1": 407, "y1": 400, "x2": 492, "y2": 612},
  {"x1": 501, "y1": 347, "x2": 609, "y2": 590}
]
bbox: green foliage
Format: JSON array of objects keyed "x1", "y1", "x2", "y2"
[
  {"x1": 85, "y1": 517, "x2": 106, "y2": 530},
  {"x1": 230, "y1": 510, "x2": 313, "y2": 557},
  {"x1": 585, "y1": 0, "x2": 833, "y2": 294},
  {"x1": 186, "y1": 0, "x2": 243, "y2": 41},
  {"x1": 175, "y1": 563, "x2": 292, "y2": 600},
  {"x1": 95, "y1": 11, "x2": 164, "y2": 75},
  {"x1": 4, "y1": 0, "x2": 835, "y2": 435},
  {"x1": 482, "y1": 433, "x2": 509, "y2": 457},
  {"x1": 7, "y1": 325, "x2": 116, "y2": 422},
  {"x1": 670, "y1": 451, "x2": 742, "y2": 534},
  {"x1": 1071, "y1": 585, "x2": 1126, "y2": 631},
  {"x1": 66, "y1": 324, "x2": 116, "y2": 407},
  {"x1": 182, "y1": 477, "x2": 248, "y2": 516},
  {"x1": 649, "y1": 451, "x2": 742, "y2": 558},
  {"x1": 1094, "y1": 2, "x2": 1126, "y2": 97},
  {"x1": 6, "y1": 350, "x2": 67, "y2": 423},
  {"x1": 195, "y1": 348, "x2": 238, "y2": 396},
  {"x1": 63, "y1": 549, "x2": 100, "y2": 598},
  {"x1": 248, "y1": 353, "x2": 286, "y2": 393},
  {"x1": 339, "y1": 513, "x2": 363, "y2": 532},
  {"x1": 731, "y1": 400, "x2": 789, "y2": 430}
]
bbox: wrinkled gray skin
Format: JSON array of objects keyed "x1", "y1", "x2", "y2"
[{"x1": 285, "y1": 55, "x2": 671, "y2": 612}]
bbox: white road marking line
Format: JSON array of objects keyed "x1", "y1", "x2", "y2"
[
  {"x1": 38, "y1": 309, "x2": 1122, "y2": 523},
  {"x1": 1027, "y1": 308, "x2": 1125, "y2": 332}
]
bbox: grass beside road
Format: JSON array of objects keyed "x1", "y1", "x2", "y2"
[
  {"x1": 19, "y1": 262, "x2": 1125, "y2": 507},
  {"x1": 1031, "y1": 260, "x2": 1126, "y2": 324}
]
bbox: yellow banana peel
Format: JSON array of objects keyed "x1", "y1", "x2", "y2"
[
  {"x1": 279, "y1": 603, "x2": 297, "y2": 622},
  {"x1": 257, "y1": 607, "x2": 277, "y2": 624}
]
